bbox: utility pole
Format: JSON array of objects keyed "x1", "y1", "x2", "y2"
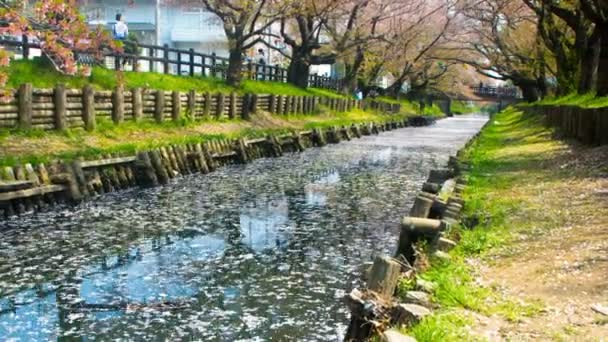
[{"x1": 155, "y1": 0, "x2": 161, "y2": 72}]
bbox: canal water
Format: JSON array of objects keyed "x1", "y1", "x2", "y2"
[{"x1": 0, "y1": 115, "x2": 487, "y2": 341}]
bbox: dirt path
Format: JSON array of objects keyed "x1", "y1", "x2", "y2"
[{"x1": 474, "y1": 143, "x2": 608, "y2": 341}]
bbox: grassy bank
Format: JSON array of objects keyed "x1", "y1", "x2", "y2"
[
  {"x1": 530, "y1": 92, "x2": 608, "y2": 108},
  {"x1": 450, "y1": 101, "x2": 481, "y2": 114},
  {"x1": 5, "y1": 59, "x2": 346, "y2": 99},
  {"x1": 0, "y1": 108, "x2": 430, "y2": 167},
  {"x1": 398, "y1": 107, "x2": 608, "y2": 340}
]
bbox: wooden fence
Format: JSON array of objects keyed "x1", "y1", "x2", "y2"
[
  {"x1": 0, "y1": 83, "x2": 401, "y2": 131},
  {"x1": 522, "y1": 105, "x2": 608, "y2": 146},
  {"x1": 0, "y1": 36, "x2": 344, "y2": 90}
]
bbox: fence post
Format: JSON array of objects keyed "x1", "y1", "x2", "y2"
[
  {"x1": 21, "y1": 35, "x2": 29, "y2": 60},
  {"x1": 189, "y1": 48, "x2": 195, "y2": 77},
  {"x1": 163, "y1": 44, "x2": 169, "y2": 74},
  {"x1": 17, "y1": 83, "x2": 32, "y2": 129},
  {"x1": 277, "y1": 95, "x2": 284, "y2": 115},
  {"x1": 172, "y1": 91, "x2": 181, "y2": 121},
  {"x1": 203, "y1": 92, "x2": 211, "y2": 118},
  {"x1": 216, "y1": 93, "x2": 225, "y2": 118},
  {"x1": 176, "y1": 51, "x2": 182, "y2": 75},
  {"x1": 54, "y1": 84, "x2": 67, "y2": 130},
  {"x1": 155, "y1": 90, "x2": 165, "y2": 123},
  {"x1": 148, "y1": 47, "x2": 154, "y2": 72},
  {"x1": 82, "y1": 85, "x2": 96, "y2": 131},
  {"x1": 188, "y1": 89, "x2": 196, "y2": 118},
  {"x1": 242, "y1": 94, "x2": 251, "y2": 120},
  {"x1": 269, "y1": 94, "x2": 276, "y2": 113},
  {"x1": 211, "y1": 53, "x2": 217, "y2": 77},
  {"x1": 229, "y1": 92, "x2": 237, "y2": 119},
  {"x1": 112, "y1": 86, "x2": 124, "y2": 124},
  {"x1": 132, "y1": 87, "x2": 143, "y2": 122},
  {"x1": 251, "y1": 94, "x2": 259, "y2": 113},
  {"x1": 289, "y1": 96, "x2": 296, "y2": 114}
]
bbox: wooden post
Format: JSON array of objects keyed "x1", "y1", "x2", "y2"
[
  {"x1": 18, "y1": 83, "x2": 32, "y2": 129},
  {"x1": 149, "y1": 150, "x2": 169, "y2": 185},
  {"x1": 277, "y1": 95, "x2": 284, "y2": 115},
  {"x1": 234, "y1": 138, "x2": 249, "y2": 163},
  {"x1": 410, "y1": 196, "x2": 434, "y2": 218},
  {"x1": 172, "y1": 90, "x2": 181, "y2": 121},
  {"x1": 229, "y1": 92, "x2": 237, "y2": 119},
  {"x1": 367, "y1": 255, "x2": 402, "y2": 299},
  {"x1": 82, "y1": 85, "x2": 96, "y2": 131},
  {"x1": 269, "y1": 94, "x2": 276, "y2": 113},
  {"x1": 291, "y1": 96, "x2": 298, "y2": 114},
  {"x1": 189, "y1": 48, "x2": 195, "y2": 77},
  {"x1": 251, "y1": 93, "x2": 259, "y2": 113},
  {"x1": 188, "y1": 90, "x2": 196, "y2": 119},
  {"x1": 216, "y1": 93, "x2": 225, "y2": 118},
  {"x1": 54, "y1": 84, "x2": 67, "y2": 130},
  {"x1": 203, "y1": 92, "x2": 211, "y2": 118},
  {"x1": 241, "y1": 94, "x2": 251, "y2": 120},
  {"x1": 112, "y1": 86, "x2": 124, "y2": 124},
  {"x1": 210, "y1": 52, "x2": 217, "y2": 77},
  {"x1": 176, "y1": 51, "x2": 182, "y2": 75},
  {"x1": 297, "y1": 96, "x2": 303, "y2": 113},
  {"x1": 155, "y1": 90, "x2": 165, "y2": 123},
  {"x1": 135, "y1": 151, "x2": 159, "y2": 187},
  {"x1": 132, "y1": 87, "x2": 143, "y2": 122},
  {"x1": 163, "y1": 44, "x2": 169, "y2": 74}
]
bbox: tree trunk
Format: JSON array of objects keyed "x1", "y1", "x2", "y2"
[
  {"x1": 578, "y1": 34, "x2": 600, "y2": 94},
  {"x1": 519, "y1": 83, "x2": 540, "y2": 102},
  {"x1": 342, "y1": 47, "x2": 365, "y2": 92},
  {"x1": 554, "y1": 59, "x2": 577, "y2": 96},
  {"x1": 287, "y1": 51, "x2": 310, "y2": 88},
  {"x1": 597, "y1": 27, "x2": 608, "y2": 96},
  {"x1": 226, "y1": 48, "x2": 244, "y2": 87}
]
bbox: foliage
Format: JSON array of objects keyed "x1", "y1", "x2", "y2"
[{"x1": 0, "y1": 0, "x2": 117, "y2": 96}]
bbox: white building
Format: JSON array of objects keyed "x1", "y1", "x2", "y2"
[{"x1": 80, "y1": 0, "x2": 229, "y2": 56}]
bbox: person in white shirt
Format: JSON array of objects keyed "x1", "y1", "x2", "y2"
[
  {"x1": 112, "y1": 14, "x2": 129, "y2": 69},
  {"x1": 113, "y1": 14, "x2": 129, "y2": 41}
]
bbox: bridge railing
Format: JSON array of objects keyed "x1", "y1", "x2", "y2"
[
  {"x1": 471, "y1": 86, "x2": 518, "y2": 98},
  {"x1": 0, "y1": 35, "x2": 343, "y2": 90}
]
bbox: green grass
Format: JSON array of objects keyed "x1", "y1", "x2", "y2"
[
  {"x1": 532, "y1": 92, "x2": 608, "y2": 108},
  {"x1": 376, "y1": 96, "x2": 445, "y2": 116},
  {"x1": 4, "y1": 59, "x2": 346, "y2": 98},
  {"x1": 407, "y1": 311, "x2": 480, "y2": 341},
  {"x1": 451, "y1": 101, "x2": 481, "y2": 114}
]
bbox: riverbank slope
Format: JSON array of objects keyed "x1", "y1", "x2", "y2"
[{"x1": 404, "y1": 107, "x2": 608, "y2": 340}]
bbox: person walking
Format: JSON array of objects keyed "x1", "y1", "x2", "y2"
[
  {"x1": 113, "y1": 14, "x2": 129, "y2": 40},
  {"x1": 112, "y1": 14, "x2": 129, "y2": 69}
]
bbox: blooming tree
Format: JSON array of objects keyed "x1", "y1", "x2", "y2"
[{"x1": 0, "y1": 0, "x2": 118, "y2": 96}]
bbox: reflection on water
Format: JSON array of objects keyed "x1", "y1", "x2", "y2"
[{"x1": 0, "y1": 115, "x2": 487, "y2": 340}]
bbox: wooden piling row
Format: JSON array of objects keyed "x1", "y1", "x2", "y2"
[
  {"x1": 1, "y1": 116, "x2": 438, "y2": 219},
  {"x1": 344, "y1": 120, "x2": 487, "y2": 341}
]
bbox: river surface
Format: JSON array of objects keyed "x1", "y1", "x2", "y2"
[{"x1": 0, "y1": 115, "x2": 487, "y2": 341}]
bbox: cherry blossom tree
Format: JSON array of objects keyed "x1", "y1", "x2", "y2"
[{"x1": 0, "y1": 0, "x2": 117, "y2": 97}]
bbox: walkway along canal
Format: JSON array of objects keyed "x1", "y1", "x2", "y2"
[{"x1": 0, "y1": 115, "x2": 487, "y2": 340}]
